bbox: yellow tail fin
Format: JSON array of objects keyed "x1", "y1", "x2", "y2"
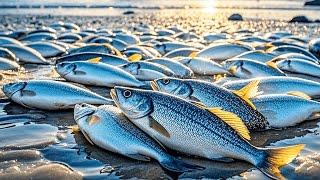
[{"x1": 259, "y1": 144, "x2": 305, "y2": 179}]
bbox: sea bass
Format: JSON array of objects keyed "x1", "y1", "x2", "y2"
[
  {"x1": 222, "y1": 76, "x2": 320, "y2": 98},
  {"x1": 252, "y1": 94, "x2": 320, "y2": 128},
  {"x1": 74, "y1": 103, "x2": 203, "y2": 172},
  {"x1": 152, "y1": 78, "x2": 268, "y2": 130},
  {"x1": 56, "y1": 60, "x2": 145, "y2": 88},
  {"x1": 111, "y1": 86, "x2": 304, "y2": 179},
  {"x1": 2, "y1": 80, "x2": 113, "y2": 110}
]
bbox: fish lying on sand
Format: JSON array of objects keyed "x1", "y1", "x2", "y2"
[
  {"x1": 111, "y1": 86, "x2": 304, "y2": 179},
  {"x1": 74, "y1": 103, "x2": 203, "y2": 172},
  {"x1": 2, "y1": 80, "x2": 113, "y2": 110}
]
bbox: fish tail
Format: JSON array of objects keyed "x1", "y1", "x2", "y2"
[
  {"x1": 257, "y1": 144, "x2": 305, "y2": 179},
  {"x1": 160, "y1": 157, "x2": 204, "y2": 173}
]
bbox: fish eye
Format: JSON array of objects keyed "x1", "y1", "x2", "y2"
[
  {"x1": 162, "y1": 79, "x2": 170, "y2": 85},
  {"x1": 123, "y1": 90, "x2": 132, "y2": 98}
]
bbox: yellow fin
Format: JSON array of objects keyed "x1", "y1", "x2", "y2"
[
  {"x1": 88, "y1": 115, "x2": 101, "y2": 126},
  {"x1": 213, "y1": 74, "x2": 224, "y2": 82},
  {"x1": 190, "y1": 100, "x2": 207, "y2": 109},
  {"x1": 233, "y1": 80, "x2": 261, "y2": 110},
  {"x1": 266, "y1": 61, "x2": 278, "y2": 69},
  {"x1": 88, "y1": 57, "x2": 102, "y2": 64},
  {"x1": 128, "y1": 54, "x2": 142, "y2": 62},
  {"x1": 261, "y1": 144, "x2": 305, "y2": 179},
  {"x1": 207, "y1": 107, "x2": 251, "y2": 140},
  {"x1": 287, "y1": 91, "x2": 311, "y2": 100},
  {"x1": 69, "y1": 125, "x2": 80, "y2": 132},
  {"x1": 229, "y1": 65, "x2": 237, "y2": 74},
  {"x1": 189, "y1": 51, "x2": 198, "y2": 58}
]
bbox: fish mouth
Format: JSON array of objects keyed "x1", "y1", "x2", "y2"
[{"x1": 150, "y1": 80, "x2": 159, "y2": 91}]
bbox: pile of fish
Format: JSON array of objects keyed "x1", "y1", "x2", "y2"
[{"x1": 2, "y1": 21, "x2": 320, "y2": 179}]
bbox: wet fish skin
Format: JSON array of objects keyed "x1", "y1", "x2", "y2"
[
  {"x1": 146, "y1": 58, "x2": 194, "y2": 78},
  {"x1": 276, "y1": 58, "x2": 320, "y2": 77},
  {"x1": 74, "y1": 103, "x2": 203, "y2": 172},
  {"x1": 0, "y1": 44, "x2": 49, "y2": 64},
  {"x1": 153, "y1": 78, "x2": 268, "y2": 130},
  {"x1": 26, "y1": 41, "x2": 66, "y2": 58},
  {"x1": 252, "y1": 94, "x2": 320, "y2": 128},
  {"x1": 56, "y1": 61, "x2": 146, "y2": 88},
  {"x1": 2, "y1": 80, "x2": 113, "y2": 110},
  {"x1": 178, "y1": 57, "x2": 229, "y2": 75},
  {"x1": 55, "y1": 52, "x2": 129, "y2": 66},
  {"x1": 223, "y1": 58, "x2": 285, "y2": 79},
  {"x1": 0, "y1": 47, "x2": 17, "y2": 61},
  {"x1": 234, "y1": 50, "x2": 275, "y2": 63},
  {"x1": 111, "y1": 86, "x2": 304, "y2": 179},
  {"x1": 0, "y1": 57, "x2": 20, "y2": 70},
  {"x1": 222, "y1": 76, "x2": 320, "y2": 98},
  {"x1": 163, "y1": 48, "x2": 199, "y2": 58}
]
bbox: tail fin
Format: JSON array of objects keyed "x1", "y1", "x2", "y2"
[
  {"x1": 160, "y1": 157, "x2": 204, "y2": 173},
  {"x1": 258, "y1": 144, "x2": 305, "y2": 179}
]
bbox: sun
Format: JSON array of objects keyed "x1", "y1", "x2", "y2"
[{"x1": 201, "y1": 0, "x2": 217, "y2": 13}]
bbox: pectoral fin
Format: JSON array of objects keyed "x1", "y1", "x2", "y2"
[
  {"x1": 149, "y1": 116, "x2": 170, "y2": 138},
  {"x1": 87, "y1": 57, "x2": 102, "y2": 64},
  {"x1": 21, "y1": 90, "x2": 36, "y2": 97}
]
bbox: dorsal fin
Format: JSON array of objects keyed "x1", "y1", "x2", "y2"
[
  {"x1": 266, "y1": 61, "x2": 278, "y2": 69},
  {"x1": 233, "y1": 80, "x2": 261, "y2": 110},
  {"x1": 207, "y1": 107, "x2": 251, "y2": 140},
  {"x1": 287, "y1": 91, "x2": 311, "y2": 100},
  {"x1": 128, "y1": 53, "x2": 142, "y2": 62},
  {"x1": 87, "y1": 57, "x2": 102, "y2": 64},
  {"x1": 213, "y1": 74, "x2": 224, "y2": 82}
]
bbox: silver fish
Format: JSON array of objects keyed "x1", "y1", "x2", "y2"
[
  {"x1": 56, "y1": 61, "x2": 145, "y2": 88},
  {"x1": 0, "y1": 37, "x2": 23, "y2": 46},
  {"x1": 223, "y1": 58, "x2": 285, "y2": 79},
  {"x1": 146, "y1": 58, "x2": 194, "y2": 78},
  {"x1": 272, "y1": 53, "x2": 318, "y2": 64},
  {"x1": 0, "y1": 57, "x2": 20, "y2": 70},
  {"x1": 222, "y1": 76, "x2": 320, "y2": 98},
  {"x1": 267, "y1": 45, "x2": 318, "y2": 60},
  {"x1": 2, "y1": 80, "x2": 112, "y2": 110},
  {"x1": 111, "y1": 86, "x2": 304, "y2": 179},
  {"x1": 0, "y1": 47, "x2": 17, "y2": 61},
  {"x1": 252, "y1": 94, "x2": 320, "y2": 128},
  {"x1": 197, "y1": 43, "x2": 253, "y2": 61},
  {"x1": 163, "y1": 48, "x2": 199, "y2": 58},
  {"x1": 234, "y1": 50, "x2": 275, "y2": 63},
  {"x1": 26, "y1": 42, "x2": 66, "y2": 58},
  {"x1": 178, "y1": 57, "x2": 229, "y2": 75},
  {"x1": 0, "y1": 44, "x2": 49, "y2": 64},
  {"x1": 74, "y1": 103, "x2": 203, "y2": 172},
  {"x1": 276, "y1": 58, "x2": 320, "y2": 77}
]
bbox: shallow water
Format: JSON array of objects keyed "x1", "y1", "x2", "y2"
[{"x1": 0, "y1": 10, "x2": 320, "y2": 179}]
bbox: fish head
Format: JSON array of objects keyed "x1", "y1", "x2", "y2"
[
  {"x1": 178, "y1": 57, "x2": 192, "y2": 65},
  {"x1": 275, "y1": 59, "x2": 290, "y2": 69},
  {"x1": 110, "y1": 86, "x2": 153, "y2": 119},
  {"x1": 120, "y1": 62, "x2": 140, "y2": 75},
  {"x1": 222, "y1": 60, "x2": 243, "y2": 74},
  {"x1": 55, "y1": 62, "x2": 77, "y2": 77},
  {"x1": 153, "y1": 43, "x2": 165, "y2": 54},
  {"x1": 74, "y1": 103, "x2": 97, "y2": 123},
  {"x1": 152, "y1": 78, "x2": 192, "y2": 99},
  {"x1": 2, "y1": 81, "x2": 27, "y2": 98}
]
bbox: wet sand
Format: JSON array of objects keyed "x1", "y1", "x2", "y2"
[{"x1": 0, "y1": 11, "x2": 320, "y2": 179}]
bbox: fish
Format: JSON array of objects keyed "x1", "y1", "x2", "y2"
[
  {"x1": 275, "y1": 58, "x2": 320, "y2": 77},
  {"x1": 252, "y1": 94, "x2": 320, "y2": 128},
  {"x1": 178, "y1": 57, "x2": 229, "y2": 75},
  {"x1": 68, "y1": 44, "x2": 121, "y2": 56},
  {"x1": 2, "y1": 80, "x2": 113, "y2": 110},
  {"x1": 223, "y1": 58, "x2": 285, "y2": 79},
  {"x1": 74, "y1": 103, "x2": 203, "y2": 172},
  {"x1": 56, "y1": 60, "x2": 146, "y2": 88},
  {"x1": 222, "y1": 76, "x2": 320, "y2": 98},
  {"x1": 152, "y1": 77, "x2": 268, "y2": 130},
  {"x1": 196, "y1": 43, "x2": 253, "y2": 61},
  {"x1": 26, "y1": 41, "x2": 66, "y2": 58},
  {"x1": 110, "y1": 86, "x2": 304, "y2": 179},
  {"x1": 267, "y1": 45, "x2": 318, "y2": 60},
  {"x1": 55, "y1": 52, "x2": 128, "y2": 66},
  {"x1": 163, "y1": 48, "x2": 199, "y2": 58},
  {"x1": 0, "y1": 47, "x2": 17, "y2": 61},
  {"x1": 234, "y1": 50, "x2": 275, "y2": 63},
  {"x1": 146, "y1": 58, "x2": 194, "y2": 78},
  {"x1": 114, "y1": 33, "x2": 140, "y2": 45},
  {"x1": 0, "y1": 44, "x2": 49, "y2": 64},
  {"x1": 309, "y1": 38, "x2": 320, "y2": 59},
  {"x1": 21, "y1": 32, "x2": 57, "y2": 42},
  {"x1": 0, "y1": 57, "x2": 20, "y2": 70},
  {"x1": 119, "y1": 62, "x2": 174, "y2": 81},
  {"x1": 153, "y1": 42, "x2": 195, "y2": 55},
  {"x1": 0, "y1": 36, "x2": 23, "y2": 46},
  {"x1": 271, "y1": 53, "x2": 318, "y2": 64}
]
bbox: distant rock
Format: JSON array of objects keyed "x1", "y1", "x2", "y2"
[
  {"x1": 289, "y1": 16, "x2": 312, "y2": 23},
  {"x1": 228, "y1": 13, "x2": 243, "y2": 21},
  {"x1": 123, "y1": 11, "x2": 135, "y2": 15},
  {"x1": 315, "y1": 19, "x2": 320, "y2": 23},
  {"x1": 305, "y1": 0, "x2": 320, "y2": 6},
  {"x1": 309, "y1": 38, "x2": 320, "y2": 59}
]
